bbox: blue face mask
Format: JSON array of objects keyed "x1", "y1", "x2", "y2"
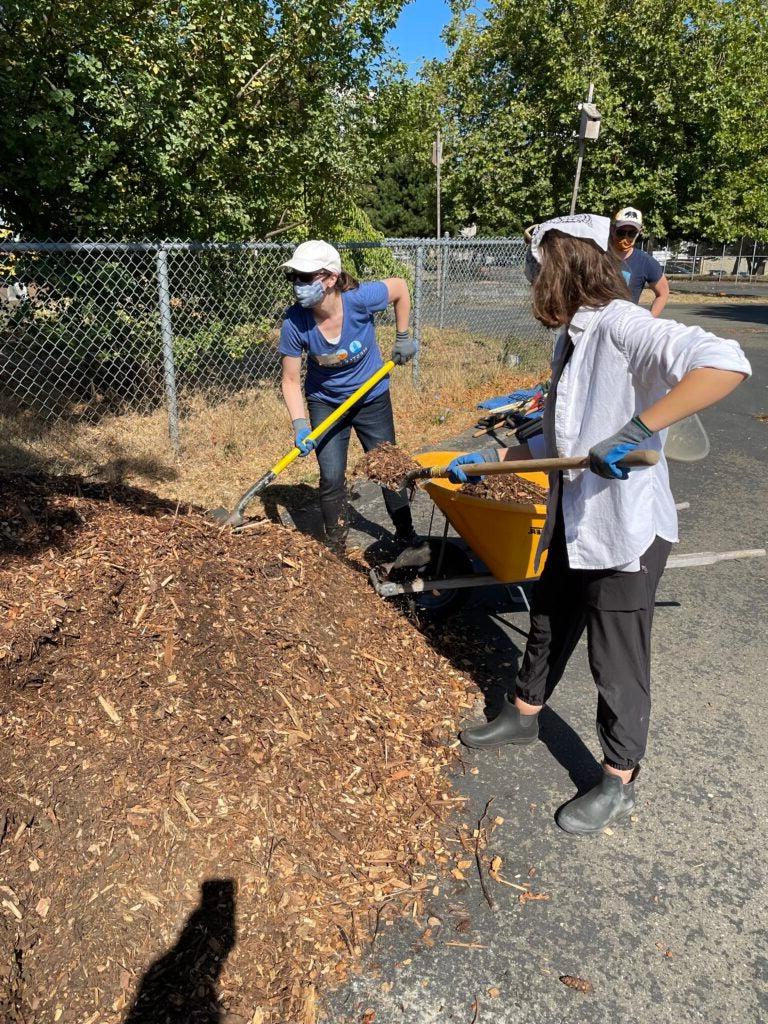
[{"x1": 293, "y1": 280, "x2": 327, "y2": 308}]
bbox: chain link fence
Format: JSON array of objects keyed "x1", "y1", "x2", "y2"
[
  {"x1": 0, "y1": 238, "x2": 549, "y2": 451},
  {"x1": 638, "y1": 237, "x2": 768, "y2": 280},
  {"x1": 2, "y1": 235, "x2": 764, "y2": 456}
]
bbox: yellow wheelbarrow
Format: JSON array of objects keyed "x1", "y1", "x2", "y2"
[
  {"x1": 369, "y1": 449, "x2": 766, "y2": 621},
  {"x1": 369, "y1": 449, "x2": 551, "y2": 620}
]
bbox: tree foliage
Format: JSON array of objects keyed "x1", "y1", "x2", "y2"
[
  {"x1": 0, "y1": 0, "x2": 408, "y2": 238},
  {"x1": 359, "y1": 78, "x2": 455, "y2": 238},
  {"x1": 362, "y1": 156, "x2": 436, "y2": 237},
  {"x1": 431, "y1": 0, "x2": 768, "y2": 239}
]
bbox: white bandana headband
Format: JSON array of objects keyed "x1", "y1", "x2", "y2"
[{"x1": 527, "y1": 213, "x2": 612, "y2": 264}]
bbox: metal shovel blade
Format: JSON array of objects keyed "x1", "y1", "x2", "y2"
[
  {"x1": 206, "y1": 506, "x2": 247, "y2": 528},
  {"x1": 206, "y1": 470, "x2": 277, "y2": 528}
]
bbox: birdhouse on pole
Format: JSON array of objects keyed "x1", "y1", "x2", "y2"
[{"x1": 579, "y1": 101, "x2": 601, "y2": 141}]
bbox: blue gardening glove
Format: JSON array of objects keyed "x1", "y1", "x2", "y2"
[
  {"x1": 292, "y1": 417, "x2": 316, "y2": 457},
  {"x1": 477, "y1": 386, "x2": 540, "y2": 411},
  {"x1": 589, "y1": 416, "x2": 653, "y2": 480},
  {"x1": 446, "y1": 448, "x2": 500, "y2": 484},
  {"x1": 392, "y1": 330, "x2": 418, "y2": 366}
]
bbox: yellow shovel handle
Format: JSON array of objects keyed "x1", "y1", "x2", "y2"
[{"x1": 271, "y1": 360, "x2": 396, "y2": 477}]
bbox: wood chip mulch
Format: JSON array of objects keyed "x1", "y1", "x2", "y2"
[
  {"x1": 0, "y1": 474, "x2": 476, "y2": 1024},
  {"x1": 462, "y1": 473, "x2": 548, "y2": 504},
  {"x1": 355, "y1": 443, "x2": 421, "y2": 491}
]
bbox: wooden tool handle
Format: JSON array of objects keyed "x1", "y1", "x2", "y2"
[{"x1": 425, "y1": 449, "x2": 659, "y2": 479}]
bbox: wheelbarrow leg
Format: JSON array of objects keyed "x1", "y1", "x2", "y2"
[
  {"x1": 433, "y1": 517, "x2": 451, "y2": 577},
  {"x1": 505, "y1": 583, "x2": 531, "y2": 612}
]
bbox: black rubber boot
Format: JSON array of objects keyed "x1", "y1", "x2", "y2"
[
  {"x1": 326, "y1": 529, "x2": 348, "y2": 555},
  {"x1": 556, "y1": 768, "x2": 638, "y2": 835},
  {"x1": 459, "y1": 699, "x2": 539, "y2": 749},
  {"x1": 390, "y1": 505, "x2": 419, "y2": 549},
  {"x1": 325, "y1": 515, "x2": 349, "y2": 554},
  {"x1": 322, "y1": 496, "x2": 349, "y2": 554}
]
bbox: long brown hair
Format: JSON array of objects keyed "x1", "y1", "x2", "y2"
[
  {"x1": 331, "y1": 270, "x2": 359, "y2": 292},
  {"x1": 531, "y1": 230, "x2": 630, "y2": 327}
]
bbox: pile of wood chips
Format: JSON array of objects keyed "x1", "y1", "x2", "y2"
[
  {"x1": 462, "y1": 473, "x2": 548, "y2": 504},
  {"x1": 0, "y1": 475, "x2": 475, "y2": 1024},
  {"x1": 355, "y1": 443, "x2": 421, "y2": 491}
]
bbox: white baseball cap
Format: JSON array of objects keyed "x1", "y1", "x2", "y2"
[
  {"x1": 282, "y1": 240, "x2": 342, "y2": 275},
  {"x1": 613, "y1": 207, "x2": 643, "y2": 231}
]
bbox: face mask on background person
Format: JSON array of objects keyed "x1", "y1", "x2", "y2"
[
  {"x1": 524, "y1": 247, "x2": 540, "y2": 284},
  {"x1": 293, "y1": 279, "x2": 327, "y2": 308}
]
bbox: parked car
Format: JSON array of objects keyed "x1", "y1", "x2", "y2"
[{"x1": 661, "y1": 262, "x2": 695, "y2": 275}]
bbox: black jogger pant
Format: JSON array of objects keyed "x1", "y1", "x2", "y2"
[{"x1": 516, "y1": 503, "x2": 671, "y2": 771}]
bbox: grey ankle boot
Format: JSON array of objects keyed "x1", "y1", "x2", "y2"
[
  {"x1": 459, "y1": 700, "x2": 539, "y2": 750},
  {"x1": 556, "y1": 769, "x2": 638, "y2": 835}
]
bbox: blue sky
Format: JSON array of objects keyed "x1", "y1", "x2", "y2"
[{"x1": 386, "y1": 0, "x2": 452, "y2": 73}]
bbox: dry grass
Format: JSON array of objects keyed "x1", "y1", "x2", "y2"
[{"x1": 0, "y1": 325, "x2": 546, "y2": 511}]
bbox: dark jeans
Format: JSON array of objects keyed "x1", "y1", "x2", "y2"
[
  {"x1": 516, "y1": 501, "x2": 671, "y2": 770},
  {"x1": 307, "y1": 390, "x2": 411, "y2": 539}
]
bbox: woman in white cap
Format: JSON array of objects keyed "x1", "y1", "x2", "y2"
[
  {"x1": 449, "y1": 214, "x2": 750, "y2": 835},
  {"x1": 278, "y1": 239, "x2": 418, "y2": 551}
]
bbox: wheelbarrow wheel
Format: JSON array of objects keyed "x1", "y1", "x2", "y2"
[{"x1": 403, "y1": 538, "x2": 474, "y2": 623}]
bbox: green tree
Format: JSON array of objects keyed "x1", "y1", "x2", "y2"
[
  {"x1": 0, "y1": 0, "x2": 409, "y2": 239},
  {"x1": 357, "y1": 77, "x2": 453, "y2": 237},
  {"x1": 431, "y1": 0, "x2": 768, "y2": 239},
  {"x1": 362, "y1": 156, "x2": 437, "y2": 236}
]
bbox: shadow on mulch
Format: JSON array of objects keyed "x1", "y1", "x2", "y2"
[
  {"x1": 258, "y1": 482, "x2": 324, "y2": 538},
  {"x1": 0, "y1": 438, "x2": 179, "y2": 486},
  {"x1": 0, "y1": 471, "x2": 194, "y2": 564},
  {"x1": 124, "y1": 879, "x2": 236, "y2": 1024},
  {"x1": 260, "y1": 482, "x2": 400, "y2": 553}
]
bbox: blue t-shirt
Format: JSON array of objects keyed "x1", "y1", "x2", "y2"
[
  {"x1": 278, "y1": 281, "x2": 390, "y2": 404},
  {"x1": 621, "y1": 248, "x2": 664, "y2": 303}
]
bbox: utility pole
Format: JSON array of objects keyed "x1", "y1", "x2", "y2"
[
  {"x1": 432, "y1": 129, "x2": 443, "y2": 238},
  {"x1": 569, "y1": 83, "x2": 601, "y2": 215}
]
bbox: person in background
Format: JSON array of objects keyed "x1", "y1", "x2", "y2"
[
  {"x1": 611, "y1": 206, "x2": 669, "y2": 316},
  {"x1": 449, "y1": 214, "x2": 750, "y2": 836},
  {"x1": 279, "y1": 240, "x2": 418, "y2": 552}
]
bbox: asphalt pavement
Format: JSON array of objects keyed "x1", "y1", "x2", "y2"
[{"x1": 311, "y1": 301, "x2": 768, "y2": 1024}]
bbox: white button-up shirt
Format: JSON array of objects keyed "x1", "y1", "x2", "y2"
[{"x1": 528, "y1": 300, "x2": 752, "y2": 570}]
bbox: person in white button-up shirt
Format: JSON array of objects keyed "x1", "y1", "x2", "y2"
[{"x1": 455, "y1": 214, "x2": 750, "y2": 836}]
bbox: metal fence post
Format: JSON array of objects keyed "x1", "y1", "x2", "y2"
[
  {"x1": 412, "y1": 243, "x2": 424, "y2": 387},
  {"x1": 439, "y1": 238, "x2": 449, "y2": 329},
  {"x1": 155, "y1": 243, "x2": 180, "y2": 452}
]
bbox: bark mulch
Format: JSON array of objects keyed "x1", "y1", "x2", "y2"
[
  {"x1": 462, "y1": 473, "x2": 548, "y2": 504},
  {"x1": 0, "y1": 474, "x2": 476, "y2": 1024},
  {"x1": 355, "y1": 443, "x2": 420, "y2": 491},
  {"x1": 357, "y1": 445, "x2": 548, "y2": 507}
]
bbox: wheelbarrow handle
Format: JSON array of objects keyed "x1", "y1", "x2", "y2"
[{"x1": 410, "y1": 450, "x2": 659, "y2": 482}]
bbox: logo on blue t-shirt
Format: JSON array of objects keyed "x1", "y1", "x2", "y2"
[
  {"x1": 622, "y1": 269, "x2": 631, "y2": 285},
  {"x1": 349, "y1": 339, "x2": 362, "y2": 355}
]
